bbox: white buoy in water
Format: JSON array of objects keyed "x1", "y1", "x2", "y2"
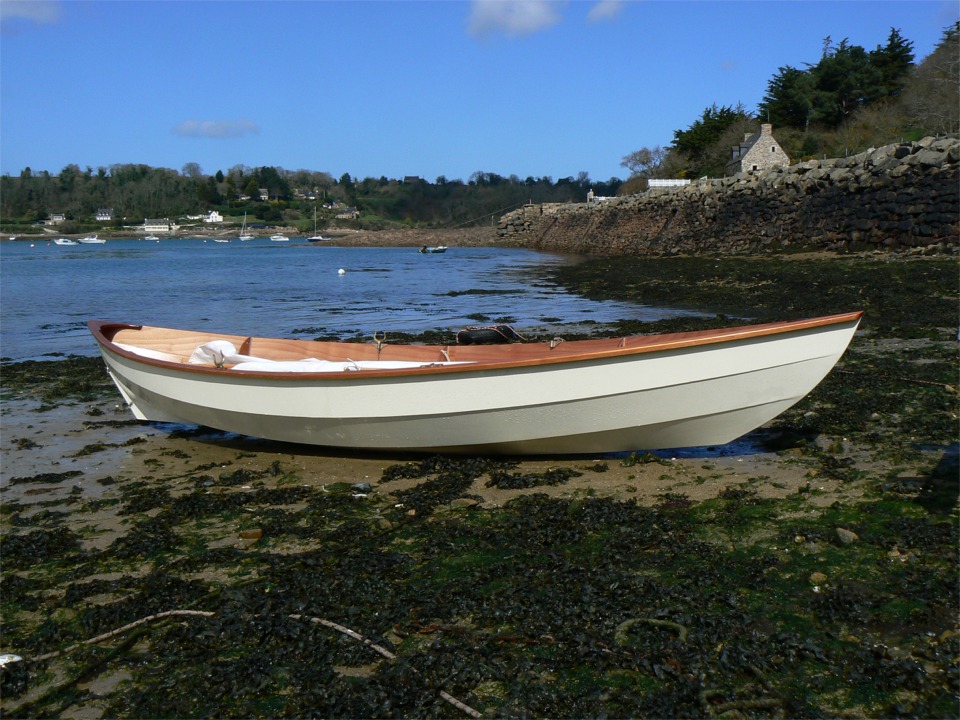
[{"x1": 338, "y1": 268, "x2": 346, "y2": 276}]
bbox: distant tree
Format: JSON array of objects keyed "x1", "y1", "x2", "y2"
[
  {"x1": 256, "y1": 166, "x2": 290, "y2": 200},
  {"x1": 59, "y1": 164, "x2": 80, "y2": 193},
  {"x1": 620, "y1": 146, "x2": 669, "y2": 178},
  {"x1": 903, "y1": 22, "x2": 959, "y2": 134},
  {"x1": 759, "y1": 65, "x2": 815, "y2": 129},
  {"x1": 182, "y1": 162, "x2": 203, "y2": 178},
  {"x1": 672, "y1": 104, "x2": 754, "y2": 176},
  {"x1": 870, "y1": 27, "x2": 915, "y2": 97},
  {"x1": 808, "y1": 38, "x2": 885, "y2": 126},
  {"x1": 224, "y1": 176, "x2": 238, "y2": 201},
  {"x1": 215, "y1": 169, "x2": 224, "y2": 183},
  {"x1": 200, "y1": 176, "x2": 221, "y2": 205}
]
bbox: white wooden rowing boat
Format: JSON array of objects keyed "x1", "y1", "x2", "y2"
[{"x1": 88, "y1": 313, "x2": 862, "y2": 454}]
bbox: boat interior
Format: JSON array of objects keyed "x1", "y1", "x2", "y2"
[{"x1": 90, "y1": 313, "x2": 862, "y2": 373}]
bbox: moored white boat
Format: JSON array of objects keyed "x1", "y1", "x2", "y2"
[
  {"x1": 76, "y1": 234, "x2": 105, "y2": 244},
  {"x1": 238, "y1": 212, "x2": 255, "y2": 241},
  {"x1": 306, "y1": 206, "x2": 324, "y2": 241},
  {"x1": 270, "y1": 234, "x2": 289, "y2": 242},
  {"x1": 419, "y1": 245, "x2": 447, "y2": 253},
  {"x1": 89, "y1": 312, "x2": 862, "y2": 455},
  {"x1": 54, "y1": 238, "x2": 79, "y2": 246}
]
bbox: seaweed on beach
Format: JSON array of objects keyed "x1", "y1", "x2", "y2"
[
  {"x1": 548, "y1": 256, "x2": 959, "y2": 339},
  {"x1": 1, "y1": 451, "x2": 957, "y2": 718},
  {"x1": 0, "y1": 356, "x2": 115, "y2": 404}
]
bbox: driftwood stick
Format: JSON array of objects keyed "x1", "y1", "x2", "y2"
[
  {"x1": 23, "y1": 608, "x2": 482, "y2": 720},
  {"x1": 289, "y1": 613, "x2": 482, "y2": 719},
  {"x1": 439, "y1": 690, "x2": 484, "y2": 719},
  {"x1": 29, "y1": 610, "x2": 216, "y2": 663},
  {"x1": 288, "y1": 614, "x2": 397, "y2": 660}
]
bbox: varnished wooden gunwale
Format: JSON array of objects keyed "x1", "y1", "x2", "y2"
[{"x1": 88, "y1": 312, "x2": 863, "y2": 380}]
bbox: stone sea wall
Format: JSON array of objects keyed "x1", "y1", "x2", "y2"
[{"x1": 497, "y1": 136, "x2": 959, "y2": 255}]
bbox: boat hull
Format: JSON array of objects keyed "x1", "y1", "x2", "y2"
[{"x1": 92, "y1": 314, "x2": 861, "y2": 454}]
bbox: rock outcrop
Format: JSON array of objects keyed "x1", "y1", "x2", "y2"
[{"x1": 497, "y1": 136, "x2": 959, "y2": 256}]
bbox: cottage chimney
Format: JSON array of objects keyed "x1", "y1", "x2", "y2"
[{"x1": 761, "y1": 123, "x2": 773, "y2": 135}]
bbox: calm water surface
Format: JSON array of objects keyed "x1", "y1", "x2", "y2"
[{"x1": 1, "y1": 238, "x2": 698, "y2": 361}]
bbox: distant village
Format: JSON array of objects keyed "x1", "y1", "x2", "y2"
[
  {"x1": 38, "y1": 126, "x2": 793, "y2": 234},
  {"x1": 43, "y1": 193, "x2": 360, "y2": 234}
]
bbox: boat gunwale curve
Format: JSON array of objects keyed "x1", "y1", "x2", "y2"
[{"x1": 87, "y1": 312, "x2": 863, "y2": 381}]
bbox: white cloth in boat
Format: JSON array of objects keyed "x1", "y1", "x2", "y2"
[
  {"x1": 188, "y1": 340, "x2": 267, "y2": 366},
  {"x1": 186, "y1": 340, "x2": 470, "y2": 372}
]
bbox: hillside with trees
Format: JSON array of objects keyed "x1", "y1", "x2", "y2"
[
  {"x1": 2, "y1": 23, "x2": 956, "y2": 235},
  {"x1": 620, "y1": 23, "x2": 958, "y2": 190}
]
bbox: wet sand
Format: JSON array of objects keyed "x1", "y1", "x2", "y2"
[{"x1": 1, "y1": 389, "x2": 874, "y2": 518}]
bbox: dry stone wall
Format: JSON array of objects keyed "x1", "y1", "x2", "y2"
[{"x1": 497, "y1": 136, "x2": 959, "y2": 256}]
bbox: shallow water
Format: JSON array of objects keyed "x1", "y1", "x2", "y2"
[{"x1": 1, "y1": 238, "x2": 701, "y2": 361}]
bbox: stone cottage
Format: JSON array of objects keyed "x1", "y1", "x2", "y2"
[{"x1": 726, "y1": 123, "x2": 789, "y2": 175}]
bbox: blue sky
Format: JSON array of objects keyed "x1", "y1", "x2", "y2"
[{"x1": 1, "y1": 0, "x2": 956, "y2": 184}]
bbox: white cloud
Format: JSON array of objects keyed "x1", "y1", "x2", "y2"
[
  {"x1": 172, "y1": 119, "x2": 261, "y2": 139},
  {"x1": 468, "y1": 0, "x2": 562, "y2": 38},
  {"x1": 587, "y1": 0, "x2": 623, "y2": 23},
  {"x1": 1, "y1": 0, "x2": 62, "y2": 31}
]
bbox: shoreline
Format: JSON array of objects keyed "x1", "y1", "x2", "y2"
[{"x1": 1, "y1": 226, "x2": 502, "y2": 247}]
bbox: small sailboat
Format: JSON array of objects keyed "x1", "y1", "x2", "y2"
[
  {"x1": 239, "y1": 213, "x2": 255, "y2": 241},
  {"x1": 307, "y1": 205, "x2": 325, "y2": 242}
]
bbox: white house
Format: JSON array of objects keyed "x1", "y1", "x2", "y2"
[
  {"x1": 203, "y1": 210, "x2": 223, "y2": 223},
  {"x1": 96, "y1": 208, "x2": 114, "y2": 221},
  {"x1": 143, "y1": 218, "x2": 174, "y2": 233}
]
